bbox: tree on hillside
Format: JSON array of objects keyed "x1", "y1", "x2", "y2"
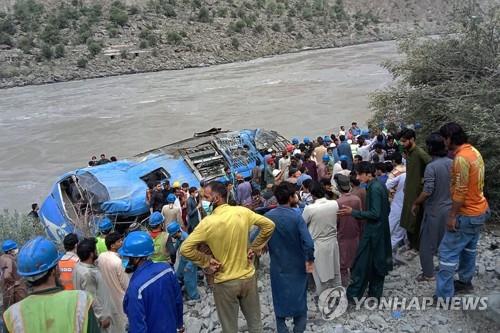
[{"x1": 369, "y1": 7, "x2": 500, "y2": 217}]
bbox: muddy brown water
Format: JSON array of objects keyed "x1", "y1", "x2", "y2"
[{"x1": 0, "y1": 40, "x2": 399, "y2": 211}]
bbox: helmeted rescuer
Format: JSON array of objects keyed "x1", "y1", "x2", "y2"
[
  {"x1": 148, "y1": 211, "x2": 170, "y2": 263},
  {"x1": 0, "y1": 240, "x2": 28, "y2": 311},
  {"x1": 3, "y1": 236, "x2": 100, "y2": 333},
  {"x1": 168, "y1": 222, "x2": 199, "y2": 300},
  {"x1": 96, "y1": 217, "x2": 113, "y2": 255},
  {"x1": 121, "y1": 231, "x2": 184, "y2": 333},
  {"x1": 58, "y1": 233, "x2": 80, "y2": 290}
]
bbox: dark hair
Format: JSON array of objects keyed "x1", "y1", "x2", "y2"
[
  {"x1": 31, "y1": 203, "x2": 38, "y2": 210},
  {"x1": 100, "y1": 154, "x2": 106, "y2": 158},
  {"x1": 76, "y1": 238, "x2": 97, "y2": 261},
  {"x1": 317, "y1": 137, "x2": 324, "y2": 145},
  {"x1": 426, "y1": 132, "x2": 448, "y2": 157},
  {"x1": 274, "y1": 182, "x2": 297, "y2": 205},
  {"x1": 399, "y1": 128, "x2": 416, "y2": 140},
  {"x1": 320, "y1": 178, "x2": 331, "y2": 187},
  {"x1": 350, "y1": 171, "x2": 361, "y2": 186},
  {"x1": 310, "y1": 181, "x2": 325, "y2": 199},
  {"x1": 357, "y1": 136, "x2": 365, "y2": 143},
  {"x1": 339, "y1": 135, "x2": 346, "y2": 142},
  {"x1": 387, "y1": 135, "x2": 394, "y2": 141},
  {"x1": 439, "y1": 122, "x2": 468, "y2": 146},
  {"x1": 188, "y1": 187, "x2": 197, "y2": 194},
  {"x1": 352, "y1": 122, "x2": 357, "y2": 125},
  {"x1": 302, "y1": 178, "x2": 313, "y2": 190},
  {"x1": 206, "y1": 181, "x2": 228, "y2": 201},
  {"x1": 63, "y1": 233, "x2": 79, "y2": 251},
  {"x1": 251, "y1": 189, "x2": 261, "y2": 196},
  {"x1": 110, "y1": 156, "x2": 117, "y2": 162},
  {"x1": 374, "y1": 143, "x2": 383, "y2": 150},
  {"x1": 181, "y1": 182, "x2": 189, "y2": 188},
  {"x1": 357, "y1": 161, "x2": 375, "y2": 176},
  {"x1": 377, "y1": 134, "x2": 384, "y2": 142},
  {"x1": 105, "y1": 231, "x2": 123, "y2": 250},
  {"x1": 354, "y1": 155, "x2": 362, "y2": 162},
  {"x1": 375, "y1": 162, "x2": 386, "y2": 172},
  {"x1": 164, "y1": 180, "x2": 170, "y2": 186},
  {"x1": 341, "y1": 160, "x2": 348, "y2": 170},
  {"x1": 330, "y1": 134, "x2": 336, "y2": 142},
  {"x1": 384, "y1": 161, "x2": 394, "y2": 173},
  {"x1": 390, "y1": 152, "x2": 403, "y2": 165},
  {"x1": 289, "y1": 168, "x2": 297, "y2": 177}
]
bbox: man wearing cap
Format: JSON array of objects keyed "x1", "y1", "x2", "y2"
[
  {"x1": 96, "y1": 218, "x2": 113, "y2": 255},
  {"x1": 168, "y1": 222, "x2": 200, "y2": 300},
  {"x1": 335, "y1": 176, "x2": 363, "y2": 286},
  {"x1": 3, "y1": 237, "x2": 100, "y2": 333},
  {"x1": 122, "y1": 232, "x2": 184, "y2": 333},
  {"x1": 58, "y1": 233, "x2": 80, "y2": 290},
  {"x1": 0, "y1": 240, "x2": 27, "y2": 311},
  {"x1": 148, "y1": 212, "x2": 170, "y2": 263},
  {"x1": 337, "y1": 135, "x2": 354, "y2": 170},
  {"x1": 162, "y1": 193, "x2": 183, "y2": 225},
  {"x1": 97, "y1": 232, "x2": 129, "y2": 332},
  {"x1": 236, "y1": 174, "x2": 253, "y2": 207}
]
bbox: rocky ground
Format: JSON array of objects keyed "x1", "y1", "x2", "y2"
[
  {"x1": 183, "y1": 227, "x2": 500, "y2": 333},
  {"x1": 0, "y1": 0, "x2": 496, "y2": 88}
]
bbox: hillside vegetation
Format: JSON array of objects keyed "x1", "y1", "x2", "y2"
[{"x1": 0, "y1": 0, "x2": 494, "y2": 87}]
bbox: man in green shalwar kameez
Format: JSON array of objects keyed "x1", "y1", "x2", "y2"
[
  {"x1": 398, "y1": 129, "x2": 431, "y2": 250},
  {"x1": 339, "y1": 162, "x2": 392, "y2": 300}
]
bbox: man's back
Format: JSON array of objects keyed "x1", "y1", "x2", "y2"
[
  {"x1": 303, "y1": 198, "x2": 339, "y2": 239},
  {"x1": 162, "y1": 205, "x2": 182, "y2": 224},
  {"x1": 336, "y1": 194, "x2": 362, "y2": 240},
  {"x1": 97, "y1": 251, "x2": 129, "y2": 318}
]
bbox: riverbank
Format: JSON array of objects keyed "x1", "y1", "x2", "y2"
[{"x1": 0, "y1": 0, "x2": 482, "y2": 89}]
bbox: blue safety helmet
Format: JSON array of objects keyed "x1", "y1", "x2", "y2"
[
  {"x1": 119, "y1": 231, "x2": 154, "y2": 258},
  {"x1": 99, "y1": 218, "x2": 113, "y2": 232},
  {"x1": 303, "y1": 137, "x2": 310, "y2": 144},
  {"x1": 414, "y1": 121, "x2": 422, "y2": 129},
  {"x1": 167, "y1": 193, "x2": 176, "y2": 203},
  {"x1": 291, "y1": 138, "x2": 299, "y2": 145},
  {"x1": 148, "y1": 212, "x2": 165, "y2": 227},
  {"x1": 361, "y1": 129, "x2": 370, "y2": 136},
  {"x1": 324, "y1": 136, "x2": 332, "y2": 143},
  {"x1": 17, "y1": 237, "x2": 62, "y2": 277},
  {"x1": 2, "y1": 240, "x2": 17, "y2": 253},
  {"x1": 322, "y1": 154, "x2": 330, "y2": 162},
  {"x1": 167, "y1": 222, "x2": 181, "y2": 235},
  {"x1": 339, "y1": 155, "x2": 349, "y2": 161}
]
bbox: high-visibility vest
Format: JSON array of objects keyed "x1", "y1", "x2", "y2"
[
  {"x1": 3, "y1": 290, "x2": 92, "y2": 333},
  {"x1": 58, "y1": 255, "x2": 79, "y2": 290},
  {"x1": 96, "y1": 236, "x2": 107, "y2": 255},
  {"x1": 151, "y1": 232, "x2": 170, "y2": 263}
]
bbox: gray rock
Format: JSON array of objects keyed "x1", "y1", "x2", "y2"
[
  {"x1": 495, "y1": 258, "x2": 500, "y2": 277},
  {"x1": 432, "y1": 314, "x2": 448, "y2": 324},
  {"x1": 477, "y1": 263, "x2": 486, "y2": 275},
  {"x1": 400, "y1": 324, "x2": 416, "y2": 333},
  {"x1": 368, "y1": 313, "x2": 387, "y2": 328},
  {"x1": 185, "y1": 317, "x2": 203, "y2": 333}
]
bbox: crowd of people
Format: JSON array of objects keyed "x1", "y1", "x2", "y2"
[
  {"x1": 88, "y1": 153, "x2": 117, "y2": 167},
  {"x1": 0, "y1": 121, "x2": 490, "y2": 333}
]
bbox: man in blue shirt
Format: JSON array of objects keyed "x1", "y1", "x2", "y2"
[
  {"x1": 265, "y1": 182, "x2": 315, "y2": 333},
  {"x1": 121, "y1": 231, "x2": 184, "y2": 333},
  {"x1": 337, "y1": 135, "x2": 354, "y2": 170}
]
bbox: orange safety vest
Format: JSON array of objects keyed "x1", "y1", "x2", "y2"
[{"x1": 58, "y1": 255, "x2": 79, "y2": 290}]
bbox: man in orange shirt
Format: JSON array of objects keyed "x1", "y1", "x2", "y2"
[{"x1": 435, "y1": 122, "x2": 490, "y2": 299}]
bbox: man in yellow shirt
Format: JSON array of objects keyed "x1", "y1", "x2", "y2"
[{"x1": 181, "y1": 181, "x2": 275, "y2": 333}]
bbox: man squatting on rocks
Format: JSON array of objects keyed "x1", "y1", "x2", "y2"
[{"x1": 2, "y1": 121, "x2": 491, "y2": 332}]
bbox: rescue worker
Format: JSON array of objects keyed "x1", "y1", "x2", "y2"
[
  {"x1": 96, "y1": 217, "x2": 113, "y2": 255},
  {"x1": 121, "y1": 231, "x2": 184, "y2": 333},
  {"x1": 58, "y1": 233, "x2": 79, "y2": 290},
  {"x1": 148, "y1": 211, "x2": 170, "y2": 263},
  {"x1": 3, "y1": 236, "x2": 99, "y2": 333},
  {"x1": 167, "y1": 222, "x2": 199, "y2": 300},
  {"x1": 0, "y1": 240, "x2": 27, "y2": 311}
]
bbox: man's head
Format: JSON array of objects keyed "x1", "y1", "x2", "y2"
[
  {"x1": 354, "y1": 155, "x2": 363, "y2": 164},
  {"x1": 189, "y1": 186, "x2": 198, "y2": 197},
  {"x1": 439, "y1": 122, "x2": 468, "y2": 151},
  {"x1": 351, "y1": 122, "x2": 357, "y2": 128},
  {"x1": 386, "y1": 135, "x2": 394, "y2": 146},
  {"x1": 251, "y1": 189, "x2": 261, "y2": 201},
  {"x1": 310, "y1": 181, "x2": 325, "y2": 199},
  {"x1": 274, "y1": 182, "x2": 299, "y2": 207},
  {"x1": 155, "y1": 183, "x2": 162, "y2": 191},
  {"x1": 110, "y1": 156, "x2": 117, "y2": 162},
  {"x1": 398, "y1": 128, "x2": 416, "y2": 151},
  {"x1": 426, "y1": 132, "x2": 448, "y2": 157},
  {"x1": 105, "y1": 231, "x2": 123, "y2": 252},
  {"x1": 181, "y1": 183, "x2": 189, "y2": 192},
  {"x1": 91, "y1": 156, "x2": 97, "y2": 161},
  {"x1": 375, "y1": 162, "x2": 386, "y2": 176},
  {"x1": 100, "y1": 154, "x2": 106, "y2": 159},
  {"x1": 339, "y1": 135, "x2": 346, "y2": 142},
  {"x1": 356, "y1": 162, "x2": 375, "y2": 184},
  {"x1": 119, "y1": 231, "x2": 154, "y2": 273},
  {"x1": 31, "y1": 203, "x2": 39, "y2": 212},
  {"x1": 340, "y1": 126, "x2": 345, "y2": 131},
  {"x1": 63, "y1": 233, "x2": 78, "y2": 252},
  {"x1": 301, "y1": 178, "x2": 313, "y2": 193},
  {"x1": 163, "y1": 180, "x2": 170, "y2": 190},
  {"x1": 374, "y1": 143, "x2": 384, "y2": 154},
  {"x1": 76, "y1": 238, "x2": 98, "y2": 263},
  {"x1": 317, "y1": 137, "x2": 324, "y2": 146},
  {"x1": 341, "y1": 160, "x2": 348, "y2": 170},
  {"x1": 205, "y1": 181, "x2": 228, "y2": 208},
  {"x1": 391, "y1": 152, "x2": 403, "y2": 165},
  {"x1": 336, "y1": 174, "x2": 351, "y2": 193},
  {"x1": 357, "y1": 136, "x2": 365, "y2": 146},
  {"x1": 350, "y1": 171, "x2": 361, "y2": 187}
]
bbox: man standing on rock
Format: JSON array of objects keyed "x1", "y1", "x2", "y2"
[
  {"x1": 0, "y1": 240, "x2": 27, "y2": 311},
  {"x1": 339, "y1": 162, "x2": 392, "y2": 301},
  {"x1": 302, "y1": 181, "x2": 341, "y2": 295},
  {"x1": 180, "y1": 181, "x2": 275, "y2": 333},
  {"x1": 265, "y1": 182, "x2": 315, "y2": 333},
  {"x1": 399, "y1": 128, "x2": 431, "y2": 252},
  {"x1": 435, "y1": 123, "x2": 490, "y2": 299}
]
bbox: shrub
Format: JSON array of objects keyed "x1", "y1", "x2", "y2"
[
  {"x1": 54, "y1": 44, "x2": 65, "y2": 58},
  {"x1": 40, "y1": 24, "x2": 61, "y2": 45},
  {"x1": 267, "y1": 1, "x2": 277, "y2": 16},
  {"x1": 0, "y1": 211, "x2": 45, "y2": 246},
  {"x1": 331, "y1": 0, "x2": 348, "y2": 21},
  {"x1": 139, "y1": 40, "x2": 148, "y2": 49},
  {"x1": 77, "y1": 57, "x2": 88, "y2": 68},
  {"x1": 254, "y1": 24, "x2": 265, "y2": 34},
  {"x1": 276, "y1": 3, "x2": 286, "y2": 16},
  {"x1": 231, "y1": 37, "x2": 239, "y2": 49},
  {"x1": 87, "y1": 40, "x2": 102, "y2": 57},
  {"x1": 120, "y1": 49, "x2": 128, "y2": 59},
  {"x1": 302, "y1": 6, "x2": 313, "y2": 20},
  {"x1": 41, "y1": 44, "x2": 53, "y2": 59},
  {"x1": 0, "y1": 32, "x2": 13, "y2": 46},
  {"x1": 271, "y1": 23, "x2": 281, "y2": 32},
  {"x1": 256, "y1": 0, "x2": 266, "y2": 9},
  {"x1": 18, "y1": 36, "x2": 34, "y2": 53},
  {"x1": 244, "y1": 15, "x2": 256, "y2": 27},
  {"x1": 110, "y1": 2, "x2": 129, "y2": 26},
  {"x1": 191, "y1": 0, "x2": 202, "y2": 10},
  {"x1": 129, "y1": 5, "x2": 141, "y2": 15},
  {"x1": 164, "y1": 4, "x2": 177, "y2": 17},
  {"x1": 167, "y1": 31, "x2": 182, "y2": 45},
  {"x1": 198, "y1": 7, "x2": 210, "y2": 23},
  {"x1": 229, "y1": 20, "x2": 246, "y2": 33},
  {"x1": 284, "y1": 17, "x2": 294, "y2": 32},
  {"x1": 288, "y1": 7, "x2": 296, "y2": 17},
  {"x1": 152, "y1": 48, "x2": 158, "y2": 57},
  {"x1": 0, "y1": 15, "x2": 16, "y2": 35},
  {"x1": 14, "y1": 0, "x2": 45, "y2": 31},
  {"x1": 108, "y1": 25, "x2": 119, "y2": 38},
  {"x1": 217, "y1": 7, "x2": 228, "y2": 18},
  {"x1": 78, "y1": 23, "x2": 92, "y2": 44}
]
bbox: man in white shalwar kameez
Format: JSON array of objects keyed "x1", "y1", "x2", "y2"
[
  {"x1": 386, "y1": 173, "x2": 407, "y2": 251},
  {"x1": 302, "y1": 182, "x2": 341, "y2": 295}
]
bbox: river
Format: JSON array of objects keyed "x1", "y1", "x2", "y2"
[{"x1": 0, "y1": 40, "x2": 399, "y2": 211}]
